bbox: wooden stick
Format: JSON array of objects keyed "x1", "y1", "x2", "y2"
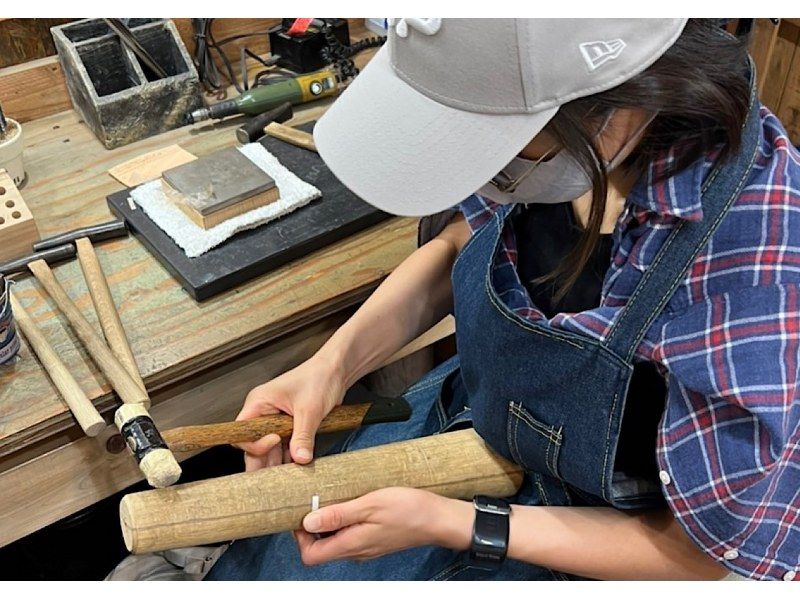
[
  {"x1": 75, "y1": 238, "x2": 145, "y2": 393},
  {"x1": 163, "y1": 403, "x2": 372, "y2": 452},
  {"x1": 27, "y1": 259, "x2": 150, "y2": 408},
  {"x1": 120, "y1": 428, "x2": 523, "y2": 553},
  {"x1": 9, "y1": 293, "x2": 105, "y2": 436},
  {"x1": 265, "y1": 122, "x2": 317, "y2": 152}
]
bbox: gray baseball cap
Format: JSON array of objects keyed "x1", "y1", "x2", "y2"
[{"x1": 314, "y1": 18, "x2": 687, "y2": 217}]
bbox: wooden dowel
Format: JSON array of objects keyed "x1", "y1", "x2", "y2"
[
  {"x1": 162, "y1": 403, "x2": 373, "y2": 452},
  {"x1": 75, "y1": 238, "x2": 145, "y2": 393},
  {"x1": 9, "y1": 293, "x2": 105, "y2": 436},
  {"x1": 120, "y1": 428, "x2": 523, "y2": 554},
  {"x1": 27, "y1": 259, "x2": 150, "y2": 408},
  {"x1": 265, "y1": 122, "x2": 317, "y2": 152}
]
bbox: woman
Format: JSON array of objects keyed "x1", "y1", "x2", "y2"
[{"x1": 208, "y1": 19, "x2": 800, "y2": 580}]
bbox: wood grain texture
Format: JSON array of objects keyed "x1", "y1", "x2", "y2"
[
  {"x1": 265, "y1": 122, "x2": 317, "y2": 152},
  {"x1": 776, "y1": 21, "x2": 800, "y2": 144},
  {"x1": 0, "y1": 315, "x2": 346, "y2": 548},
  {"x1": 27, "y1": 259, "x2": 151, "y2": 408},
  {"x1": 9, "y1": 293, "x2": 105, "y2": 437},
  {"x1": 76, "y1": 237, "x2": 145, "y2": 392},
  {"x1": 120, "y1": 428, "x2": 524, "y2": 554},
  {"x1": 751, "y1": 19, "x2": 781, "y2": 98},
  {"x1": 0, "y1": 19, "x2": 74, "y2": 69},
  {"x1": 760, "y1": 20, "x2": 800, "y2": 116},
  {"x1": 0, "y1": 169, "x2": 40, "y2": 262},
  {"x1": 108, "y1": 144, "x2": 197, "y2": 187},
  {"x1": 163, "y1": 403, "x2": 372, "y2": 452},
  {"x1": 0, "y1": 56, "x2": 71, "y2": 123},
  {"x1": 0, "y1": 99, "x2": 416, "y2": 461}
]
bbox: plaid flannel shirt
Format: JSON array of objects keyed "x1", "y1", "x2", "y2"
[{"x1": 440, "y1": 106, "x2": 800, "y2": 580}]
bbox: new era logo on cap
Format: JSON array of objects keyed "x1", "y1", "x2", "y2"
[{"x1": 579, "y1": 39, "x2": 627, "y2": 71}]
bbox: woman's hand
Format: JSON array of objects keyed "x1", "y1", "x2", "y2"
[
  {"x1": 294, "y1": 488, "x2": 473, "y2": 565},
  {"x1": 236, "y1": 353, "x2": 347, "y2": 471}
]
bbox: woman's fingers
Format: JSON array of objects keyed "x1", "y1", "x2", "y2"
[
  {"x1": 233, "y1": 433, "x2": 282, "y2": 457},
  {"x1": 243, "y1": 452, "x2": 268, "y2": 472}
]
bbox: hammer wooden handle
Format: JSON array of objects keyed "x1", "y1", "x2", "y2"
[
  {"x1": 27, "y1": 259, "x2": 150, "y2": 408},
  {"x1": 75, "y1": 238, "x2": 145, "y2": 393},
  {"x1": 265, "y1": 122, "x2": 317, "y2": 152},
  {"x1": 162, "y1": 398, "x2": 412, "y2": 452},
  {"x1": 9, "y1": 293, "x2": 105, "y2": 436},
  {"x1": 163, "y1": 404, "x2": 370, "y2": 452}
]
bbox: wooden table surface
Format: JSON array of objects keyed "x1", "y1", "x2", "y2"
[{"x1": 0, "y1": 77, "x2": 416, "y2": 465}]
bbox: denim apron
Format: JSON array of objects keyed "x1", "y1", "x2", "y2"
[{"x1": 207, "y1": 82, "x2": 760, "y2": 581}]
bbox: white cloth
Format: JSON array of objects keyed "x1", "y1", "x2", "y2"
[{"x1": 129, "y1": 144, "x2": 322, "y2": 258}]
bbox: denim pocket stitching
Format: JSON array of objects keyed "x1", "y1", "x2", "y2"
[{"x1": 509, "y1": 403, "x2": 562, "y2": 446}]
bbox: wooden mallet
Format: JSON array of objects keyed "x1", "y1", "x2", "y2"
[{"x1": 27, "y1": 258, "x2": 181, "y2": 488}]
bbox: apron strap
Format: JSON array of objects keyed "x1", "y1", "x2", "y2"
[{"x1": 605, "y1": 63, "x2": 761, "y2": 362}]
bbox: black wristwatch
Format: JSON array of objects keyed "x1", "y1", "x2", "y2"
[{"x1": 467, "y1": 495, "x2": 511, "y2": 571}]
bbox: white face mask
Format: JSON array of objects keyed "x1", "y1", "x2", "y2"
[{"x1": 478, "y1": 112, "x2": 655, "y2": 206}]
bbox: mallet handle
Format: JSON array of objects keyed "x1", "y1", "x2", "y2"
[
  {"x1": 265, "y1": 122, "x2": 317, "y2": 152},
  {"x1": 75, "y1": 238, "x2": 145, "y2": 393},
  {"x1": 27, "y1": 259, "x2": 150, "y2": 408},
  {"x1": 162, "y1": 398, "x2": 412, "y2": 452},
  {"x1": 10, "y1": 293, "x2": 105, "y2": 436}
]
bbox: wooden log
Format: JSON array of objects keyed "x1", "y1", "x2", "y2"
[
  {"x1": 120, "y1": 428, "x2": 523, "y2": 554},
  {"x1": 27, "y1": 259, "x2": 150, "y2": 408},
  {"x1": 9, "y1": 293, "x2": 105, "y2": 436}
]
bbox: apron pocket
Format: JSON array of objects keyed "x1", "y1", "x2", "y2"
[{"x1": 506, "y1": 401, "x2": 563, "y2": 479}]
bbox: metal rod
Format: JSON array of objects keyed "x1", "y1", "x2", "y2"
[
  {"x1": 104, "y1": 18, "x2": 168, "y2": 79},
  {"x1": 0, "y1": 101, "x2": 8, "y2": 136}
]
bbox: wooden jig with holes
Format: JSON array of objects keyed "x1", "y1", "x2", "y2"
[{"x1": 0, "y1": 169, "x2": 40, "y2": 263}]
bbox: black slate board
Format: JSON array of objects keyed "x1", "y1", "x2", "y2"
[{"x1": 108, "y1": 122, "x2": 391, "y2": 301}]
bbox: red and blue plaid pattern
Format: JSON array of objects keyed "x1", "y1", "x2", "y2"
[{"x1": 459, "y1": 106, "x2": 800, "y2": 580}]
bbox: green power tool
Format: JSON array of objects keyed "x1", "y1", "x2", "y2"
[{"x1": 186, "y1": 67, "x2": 340, "y2": 124}]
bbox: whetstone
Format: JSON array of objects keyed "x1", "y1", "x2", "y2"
[{"x1": 162, "y1": 147, "x2": 278, "y2": 216}]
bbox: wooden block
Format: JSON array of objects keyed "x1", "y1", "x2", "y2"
[
  {"x1": 161, "y1": 179, "x2": 281, "y2": 229},
  {"x1": 108, "y1": 144, "x2": 197, "y2": 188},
  {"x1": 0, "y1": 169, "x2": 40, "y2": 262}
]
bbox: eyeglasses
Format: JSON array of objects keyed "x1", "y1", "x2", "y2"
[{"x1": 489, "y1": 145, "x2": 560, "y2": 194}]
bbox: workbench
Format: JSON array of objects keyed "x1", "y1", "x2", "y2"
[{"x1": 0, "y1": 47, "x2": 417, "y2": 548}]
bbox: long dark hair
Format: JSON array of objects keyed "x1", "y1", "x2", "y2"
[{"x1": 542, "y1": 19, "x2": 751, "y2": 301}]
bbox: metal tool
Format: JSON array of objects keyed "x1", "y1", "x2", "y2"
[
  {"x1": 33, "y1": 219, "x2": 128, "y2": 252},
  {"x1": 0, "y1": 101, "x2": 7, "y2": 137},
  {"x1": 235, "y1": 102, "x2": 294, "y2": 144},
  {"x1": 186, "y1": 67, "x2": 338, "y2": 124},
  {"x1": 104, "y1": 18, "x2": 168, "y2": 79},
  {"x1": 0, "y1": 244, "x2": 76, "y2": 277}
]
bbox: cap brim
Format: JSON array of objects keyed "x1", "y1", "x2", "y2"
[{"x1": 314, "y1": 47, "x2": 558, "y2": 217}]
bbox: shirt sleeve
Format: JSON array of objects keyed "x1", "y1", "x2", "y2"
[
  {"x1": 417, "y1": 194, "x2": 504, "y2": 247},
  {"x1": 653, "y1": 284, "x2": 800, "y2": 580}
]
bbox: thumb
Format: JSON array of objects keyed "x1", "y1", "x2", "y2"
[{"x1": 289, "y1": 405, "x2": 323, "y2": 464}]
